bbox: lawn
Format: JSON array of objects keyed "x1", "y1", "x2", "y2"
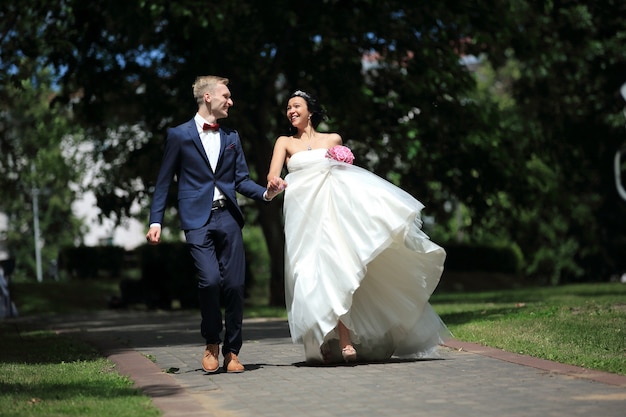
[
  {"x1": 431, "y1": 282, "x2": 626, "y2": 375},
  {"x1": 0, "y1": 323, "x2": 160, "y2": 417}
]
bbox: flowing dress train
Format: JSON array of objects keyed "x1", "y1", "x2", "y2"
[{"x1": 283, "y1": 149, "x2": 450, "y2": 363}]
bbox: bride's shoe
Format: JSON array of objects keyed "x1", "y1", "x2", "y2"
[{"x1": 341, "y1": 345, "x2": 357, "y2": 363}]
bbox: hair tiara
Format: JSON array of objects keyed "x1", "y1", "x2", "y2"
[{"x1": 293, "y1": 90, "x2": 312, "y2": 100}]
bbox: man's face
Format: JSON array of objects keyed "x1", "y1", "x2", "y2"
[{"x1": 208, "y1": 84, "x2": 233, "y2": 120}]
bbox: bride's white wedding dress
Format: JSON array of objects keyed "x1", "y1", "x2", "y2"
[{"x1": 283, "y1": 148, "x2": 450, "y2": 363}]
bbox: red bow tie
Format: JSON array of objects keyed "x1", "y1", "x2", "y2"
[{"x1": 202, "y1": 122, "x2": 219, "y2": 131}]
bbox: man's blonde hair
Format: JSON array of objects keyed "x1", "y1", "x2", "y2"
[{"x1": 192, "y1": 75, "x2": 229, "y2": 105}]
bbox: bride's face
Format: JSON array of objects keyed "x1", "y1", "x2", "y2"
[{"x1": 286, "y1": 97, "x2": 310, "y2": 129}]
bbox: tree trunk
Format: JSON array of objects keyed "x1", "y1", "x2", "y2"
[
  {"x1": 257, "y1": 202, "x2": 285, "y2": 307},
  {"x1": 247, "y1": 102, "x2": 287, "y2": 307}
]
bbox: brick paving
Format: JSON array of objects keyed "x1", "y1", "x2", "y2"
[{"x1": 30, "y1": 310, "x2": 626, "y2": 417}]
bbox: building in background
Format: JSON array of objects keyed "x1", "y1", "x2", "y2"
[{"x1": 71, "y1": 194, "x2": 146, "y2": 250}]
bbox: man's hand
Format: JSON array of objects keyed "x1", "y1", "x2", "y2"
[
  {"x1": 146, "y1": 226, "x2": 161, "y2": 245},
  {"x1": 266, "y1": 176, "x2": 287, "y2": 200}
]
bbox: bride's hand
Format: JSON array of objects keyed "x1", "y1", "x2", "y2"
[{"x1": 266, "y1": 176, "x2": 287, "y2": 199}]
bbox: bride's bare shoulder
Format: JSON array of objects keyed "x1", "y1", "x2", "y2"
[
  {"x1": 321, "y1": 132, "x2": 342, "y2": 145},
  {"x1": 274, "y1": 135, "x2": 295, "y2": 148},
  {"x1": 275, "y1": 135, "x2": 293, "y2": 142}
]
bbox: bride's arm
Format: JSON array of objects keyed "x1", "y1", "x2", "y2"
[{"x1": 267, "y1": 136, "x2": 288, "y2": 182}]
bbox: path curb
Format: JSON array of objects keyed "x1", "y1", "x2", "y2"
[{"x1": 443, "y1": 339, "x2": 626, "y2": 387}]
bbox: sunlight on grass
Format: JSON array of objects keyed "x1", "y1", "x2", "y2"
[
  {"x1": 432, "y1": 283, "x2": 626, "y2": 375},
  {"x1": 0, "y1": 324, "x2": 160, "y2": 417}
]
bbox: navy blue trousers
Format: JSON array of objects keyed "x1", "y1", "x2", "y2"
[{"x1": 185, "y1": 207, "x2": 246, "y2": 355}]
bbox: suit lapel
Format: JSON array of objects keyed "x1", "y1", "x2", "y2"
[
  {"x1": 214, "y1": 130, "x2": 226, "y2": 172},
  {"x1": 187, "y1": 121, "x2": 214, "y2": 173}
]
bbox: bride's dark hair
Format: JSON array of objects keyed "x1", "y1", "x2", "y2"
[{"x1": 289, "y1": 90, "x2": 327, "y2": 133}]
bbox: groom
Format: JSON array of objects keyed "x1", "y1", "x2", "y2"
[{"x1": 146, "y1": 75, "x2": 285, "y2": 373}]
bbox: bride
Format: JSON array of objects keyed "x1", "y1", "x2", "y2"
[{"x1": 267, "y1": 90, "x2": 450, "y2": 364}]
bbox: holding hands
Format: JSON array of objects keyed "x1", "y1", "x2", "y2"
[{"x1": 266, "y1": 176, "x2": 287, "y2": 200}]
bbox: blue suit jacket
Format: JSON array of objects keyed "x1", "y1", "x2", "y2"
[{"x1": 149, "y1": 119, "x2": 267, "y2": 230}]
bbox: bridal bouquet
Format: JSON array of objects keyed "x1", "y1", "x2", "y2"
[{"x1": 326, "y1": 145, "x2": 355, "y2": 165}]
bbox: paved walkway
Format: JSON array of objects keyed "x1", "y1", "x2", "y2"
[{"x1": 34, "y1": 310, "x2": 626, "y2": 417}]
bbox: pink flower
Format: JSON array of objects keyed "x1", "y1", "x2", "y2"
[{"x1": 326, "y1": 145, "x2": 355, "y2": 165}]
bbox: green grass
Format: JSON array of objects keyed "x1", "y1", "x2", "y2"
[
  {"x1": 431, "y1": 282, "x2": 626, "y2": 375},
  {"x1": 244, "y1": 305, "x2": 288, "y2": 319},
  {"x1": 0, "y1": 323, "x2": 160, "y2": 417}
]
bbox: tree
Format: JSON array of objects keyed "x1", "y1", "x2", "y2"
[
  {"x1": 0, "y1": 62, "x2": 85, "y2": 280},
  {"x1": 471, "y1": 1, "x2": 626, "y2": 283},
  {"x1": 2, "y1": 0, "x2": 501, "y2": 302},
  {"x1": 4, "y1": 1, "x2": 624, "y2": 297}
]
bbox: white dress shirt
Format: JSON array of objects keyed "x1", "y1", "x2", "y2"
[{"x1": 195, "y1": 114, "x2": 226, "y2": 202}]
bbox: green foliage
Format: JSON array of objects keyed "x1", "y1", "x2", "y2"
[
  {"x1": 0, "y1": 62, "x2": 86, "y2": 281},
  {"x1": 243, "y1": 225, "x2": 271, "y2": 305},
  {"x1": 433, "y1": 1, "x2": 626, "y2": 283},
  {"x1": 484, "y1": 1, "x2": 626, "y2": 282},
  {"x1": 2, "y1": 0, "x2": 626, "y2": 295}
]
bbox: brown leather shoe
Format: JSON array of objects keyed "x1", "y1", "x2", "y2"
[
  {"x1": 202, "y1": 344, "x2": 220, "y2": 373},
  {"x1": 223, "y1": 352, "x2": 245, "y2": 373}
]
